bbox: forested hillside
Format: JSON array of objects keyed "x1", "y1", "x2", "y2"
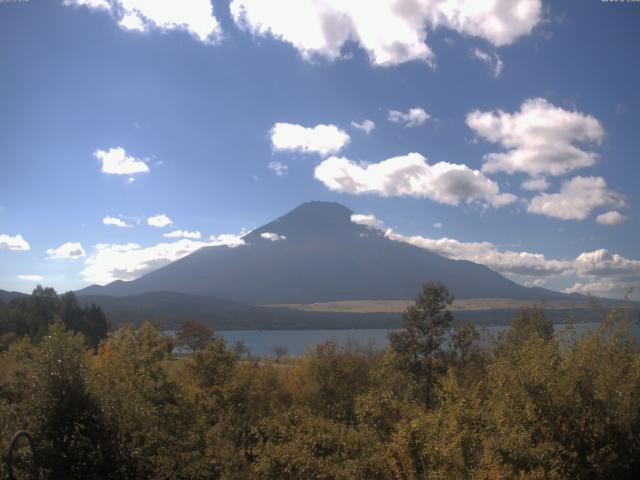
[{"x1": 1, "y1": 283, "x2": 639, "y2": 479}]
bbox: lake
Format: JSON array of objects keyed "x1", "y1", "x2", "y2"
[{"x1": 216, "y1": 321, "x2": 640, "y2": 357}]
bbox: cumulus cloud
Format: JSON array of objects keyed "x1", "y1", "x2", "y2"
[
  {"x1": 314, "y1": 152, "x2": 517, "y2": 208},
  {"x1": 350, "y1": 214, "x2": 383, "y2": 229},
  {"x1": 46, "y1": 242, "x2": 86, "y2": 260},
  {"x1": 260, "y1": 232, "x2": 287, "y2": 241},
  {"x1": 163, "y1": 230, "x2": 202, "y2": 239},
  {"x1": 0, "y1": 234, "x2": 30, "y2": 251},
  {"x1": 521, "y1": 177, "x2": 550, "y2": 192},
  {"x1": 471, "y1": 48, "x2": 503, "y2": 77},
  {"x1": 147, "y1": 214, "x2": 173, "y2": 228},
  {"x1": 596, "y1": 211, "x2": 627, "y2": 226},
  {"x1": 564, "y1": 249, "x2": 640, "y2": 297},
  {"x1": 270, "y1": 123, "x2": 350, "y2": 155},
  {"x1": 18, "y1": 275, "x2": 44, "y2": 282},
  {"x1": 209, "y1": 233, "x2": 247, "y2": 248},
  {"x1": 353, "y1": 212, "x2": 639, "y2": 299},
  {"x1": 527, "y1": 176, "x2": 626, "y2": 221},
  {"x1": 268, "y1": 161, "x2": 288, "y2": 176},
  {"x1": 467, "y1": 98, "x2": 605, "y2": 177},
  {"x1": 230, "y1": 0, "x2": 542, "y2": 66},
  {"x1": 95, "y1": 147, "x2": 150, "y2": 175},
  {"x1": 350, "y1": 119, "x2": 376, "y2": 134},
  {"x1": 64, "y1": 0, "x2": 220, "y2": 43},
  {"x1": 388, "y1": 107, "x2": 430, "y2": 127},
  {"x1": 103, "y1": 216, "x2": 131, "y2": 228},
  {"x1": 81, "y1": 234, "x2": 247, "y2": 284}
]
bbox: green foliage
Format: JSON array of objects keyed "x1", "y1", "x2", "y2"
[
  {"x1": 0, "y1": 286, "x2": 110, "y2": 348},
  {"x1": 388, "y1": 281, "x2": 453, "y2": 406}
]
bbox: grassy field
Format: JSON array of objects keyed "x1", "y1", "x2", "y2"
[{"x1": 263, "y1": 298, "x2": 598, "y2": 314}]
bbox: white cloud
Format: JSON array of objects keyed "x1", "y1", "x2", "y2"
[
  {"x1": 18, "y1": 275, "x2": 44, "y2": 282},
  {"x1": 350, "y1": 214, "x2": 383, "y2": 229},
  {"x1": 315, "y1": 152, "x2": 517, "y2": 208},
  {"x1": 0, "y1": 234, "x2": 30, "y2": 251},
  {"x1": 527, "y1": 176, "x2": 626, "y2": 221},
  {"x1": 209, "y1": 233, "x2": 247, "y2": 248},
  {"x1": 82, "y1": 234, "x2": 247, "y2": 284},
  {"x1": 46, "y1": 242, "x2": 86, "y2": 260},
  {"x1": 351, "y1": 119, "x2": 376, "y2": 134},
  {"x1": 163, "y1": 230, "x2": 202, "y2": 239},
  {"x1": 270, "y1": 123, "x2": 350, "y2": 155},
  {"x1": 230, "y1": 0, "x2": 542, "y2": 67},
  {"x1": 64, "y1": 0, "x2": 220, "y2": 43},
  {"x1": 95, "y1": 147, "x2": 150, "y2": 175},
  {"x1": 467, "y1": 98, "x2": 605, "y2": 177},
  {"x1": 147, "y1": 214, "x2": 173, "y2": 228},
  {"x1": 574, "y1": 249, "x2": 640, "y2": 278},
  {"x1": 565, "y1": 249, "x2": 640, "y2": 298},
  {"x1": 472, "y1": 48, "x2": 503, "y2": 77},
  {"x1": 596, "y1": 211, "x2": 627, "y2": 226},
  {"x1": 103, "y1": 215, "x2": 131, "y2": 228},
  {"x1": 260, "y1": 232, "x2": 287, "y2": 241},
  {"x1": 63, "y1": 0, "x2": 110, "y2": 9},
  {"x1": 351, "y1": 212, "x2": 639, "y2": 298},
  {"x1": 268, "y1": 161, "x2": 289, "y2": 176},
  {"x1": 388, "y1": 107, "x2": 430, "y2": 127},
  {"x1": 521, "y1": 177, "x2": 550, "y2": 192},
  {"x1": 433, "y1": 222, "x2": 443, "y2": 228}
]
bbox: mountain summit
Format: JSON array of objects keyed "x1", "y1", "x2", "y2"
[{"x1": 78, "y1": 201, "x2": 566, "y2": 304}]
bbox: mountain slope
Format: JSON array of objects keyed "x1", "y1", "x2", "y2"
[
  {"x1": 0, "y1": 289, "x2": 28, "y2": 303},
  {"x1": 78, "y1": 201, "x2": 571, "y2": 304}
]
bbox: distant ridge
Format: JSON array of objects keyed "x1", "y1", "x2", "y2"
[{"x1": 77, "y1": 201, "x2": 575, "y2": 305}]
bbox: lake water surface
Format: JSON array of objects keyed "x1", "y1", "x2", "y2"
[{"x1": 217, "y1": 322, "x2": 640, "y2": 357}]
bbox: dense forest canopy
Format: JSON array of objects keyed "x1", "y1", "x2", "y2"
[
  {"x1": 0, "y1": 286, "x2": 109, "y2": 350},
  {"x1": 0, "y1": 283, "x2": 639, "y2": 479}
]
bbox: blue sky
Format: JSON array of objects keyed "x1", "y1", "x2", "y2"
[{"x1": 1, "y1": 0, "x2": 639, "y2": 299}]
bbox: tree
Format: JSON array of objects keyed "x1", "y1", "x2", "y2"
[
  {"x1": 175, "y1": 320, "x2": 214, "y2": 352},
  {"x1": 11, "y1": 322, "x2": 118, "y2": 478},
  {"x1": 232, "y1": 340, "x2": 249, "y2": 358},
  {"x1": 272, "y1": 345, "x2": 288, "y2": 362},
  {"x1": 388, "y1": 281, "x2": 453, "y2": 406}
]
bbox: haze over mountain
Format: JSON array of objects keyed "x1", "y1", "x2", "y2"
[{"x1": 78, "y1": 202, "x2": 572, "y2": 305}]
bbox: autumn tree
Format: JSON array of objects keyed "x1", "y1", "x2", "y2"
[{"x1": 175, "y1": 319, "x2": 214, "y2": 352}]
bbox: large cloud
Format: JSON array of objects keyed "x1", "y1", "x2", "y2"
[
  {"x1": 384, "y1": 230, "x2": 572, "y2": 278},
  {"x1": 467, "y1": 98, "x2": 605, "y2": 178},
  {"x1": 46, "y1": 242, "x2": 86, "y2": 260},
  {"x1": 81, "y1": 234, "x2": 246, "y2": 284},
  {"x1": 63, "y1": 0, "x2": 220, "y2": 43},
  {"x1": 0, "y1": 234, "x2": 30, "y2": 251},
  {"x1": 315, "y1": 152, "x2": 517, "y2": 208},
  {"x1": 231, "y1": 0, "x2": 542, "y2": 66},
  {"x1": 95, "y1": 147, "x2": 150, "y2": 175},
  {"x1": 527, "y1": 176, "x2": 626, "y2": 221},
  {"x1": 271, "y1": 123, "x2": 350, "y2": 155},
  {"x1": 351, "y1": 213, "x2": 639, "y2": 298}
]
